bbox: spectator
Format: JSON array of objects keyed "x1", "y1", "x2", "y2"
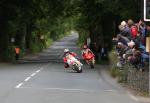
[
  {"x1": 100, "y1": 44, "x2": 108, "y2": 60},
  {"x1": 127, "y1": 40, "x2": 135, "y2": 49},
  {"x1": 116, "y1": 42, "x2": 129, "y2": 67},
  {"x1": 120, "y1": 21, "x2": 132, "y2": 40},
  {"x1": 113, "y1": 19, "x2": 149, "y2": 71},
  {"x1": 138, "y1": 20, "x2": 147, "y2": 45},
  {"x1": 15, "y1": 46, "x2": 20, "y2": 60},
  {"x1": 127, "y1": 19, "x2": 138, "y2": 39}
]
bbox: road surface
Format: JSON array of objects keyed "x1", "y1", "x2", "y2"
[{"x1": 0, "y1": 33, "x2": 141, "y2": 103}]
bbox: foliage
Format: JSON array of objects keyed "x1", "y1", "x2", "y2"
[
  {"x1": 0, "y1": 0, "x2": 75, "y2": 61},
  {"x1": 108, "y1": 48, "x2": 119, "y2": 77},
  {"x1": 72, "y1": 0, "x2": 141, "y2": 47},
  {"x1": 0, "y1": 0, "x2": 142, "y2": 61}
]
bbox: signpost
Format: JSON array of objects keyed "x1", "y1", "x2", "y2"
[
  {"x1": 146, "y1": 37, "x2": 150, "y2": 53},
  {"x1": 144, "y1": 0, "x2": 150, "y2": 21},
  {"x1": 11, "y1": 38, "x2": 15, "y2": 43},
  {"x1": 144, "y1": 0, "x2": 150, "y2": 95},
  {"x1": 148, "y1": 37, "x2": 150, "y2": 94}
]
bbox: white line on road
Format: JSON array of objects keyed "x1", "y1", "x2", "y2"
[
  {"x1": 30, "y1": 73, "x2": 36, "y2": 77},
  {"x1": 15, "y1": 68, "x2": 43, "y2": 89},
  {"x1": 24, "y1": 77, "x2": 31, "y2": 82},
  {"x1": 128, "y1": 93, "x2": 138, "y2": 101},
  {"x1": 41, "y1": 87, "x2": 92, "y2": 92},
  {"x1": 36, "y1": 70, "x2": 41, "y2": 73},
  {"x1": 15, "y1": 83, "x2": 23, "y2": 88},
  {"x1": 19, "y1": 87, "x2": 99, "y2": 93},
  {"x1": 103, "y1": 90, "x2": 119, "y2": 92},
  {"x1": 19, "y1": 87, "x2": 118, "y2": 93}
]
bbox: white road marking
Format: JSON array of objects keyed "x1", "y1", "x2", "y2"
[
  {"x1": 15, "y1": 67, "x2": 43, "y2": 89},
  {"x1": 42, "y1": 87, "x2": 91, "y2": 92},
  {"x1": 24, "y1": 77, "x2": 31, "y2": 82},
  {"x1": 19, "y1": 87, "x2": 118, "y2": 93},
  {"x1": 15, "y1": 83, "x2": 23, "y2": 88},
  {"x1": 128, "y1": 93, "x2": 138, "y2": 101},
  {"x1": 103, "y1": 90, "x2": 117, "y2": 92},
  {"x1": 19, "y1": 87, "x2": 99, "y2": 93},
  {"x1": 36, "y1": 70, "x2": 41, "y2": 73},
  {"x1": 31, "y1": 73, "x2": 36, "y2": 77}
]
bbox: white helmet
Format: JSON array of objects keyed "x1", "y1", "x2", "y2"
[
  {"x1": 121, "y1": 21, "x2": 127, "y2": 26},
  {"x1": 64, "y1": 48, "x2": 69, "y2": 53},
  {"x1": 127, "y1": 40, "x2": 135, "y2": 46}
]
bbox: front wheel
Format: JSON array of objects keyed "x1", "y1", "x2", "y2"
[
  {"x1": 77, "y1": 68, "x2": 82, "y2": 73},
  {"x1": 75, "y1": 65, "x2": 82, "y2": 73},
  {"x1": 73, "y1": 65, "x2": 82, "y2": 73}
]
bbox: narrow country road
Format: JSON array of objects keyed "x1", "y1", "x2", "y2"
[{"x1": 0, "y1": 33, "x2": 140, "y2": 103}]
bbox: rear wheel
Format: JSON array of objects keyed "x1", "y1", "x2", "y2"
[{"x1": 90, "y1": 61, "x2": 94, "y2": 69}]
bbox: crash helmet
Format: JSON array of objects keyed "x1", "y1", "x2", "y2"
[
  {"x1": 64, "y1": 48, "x2": 69, "y2": 53},
  {"x1": 83, "y1": 45, "x2": 88, "y2": 49}
]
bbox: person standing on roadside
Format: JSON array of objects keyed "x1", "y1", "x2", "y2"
[{"x1": 15, "y1": 46, "x2": 20, "y2": 60}]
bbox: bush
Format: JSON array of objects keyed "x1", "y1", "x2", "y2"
[
  {"x1": 110, "y1": 66, "x2": 122, "y2": 78},
  {"x1": 0, "y1": 45, "x2": 16, "y2": 62},
  {"x1": 109, "y1": 47, "x2": 124, "y2": 80},
  {"x1": 108, "y1": 48, "x2": 118, "y2": 65},
  {"x1": 46, "y1": 39, "x2": 53, "y2": 47}
]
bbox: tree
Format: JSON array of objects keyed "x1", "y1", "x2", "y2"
[{"x1": 0, "y1": 0, "x2": 142, "y2": 61}]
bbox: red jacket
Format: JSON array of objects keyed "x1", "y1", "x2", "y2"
[{"x1": 130, "y1": 25, "x2": 138, "y2": 39}]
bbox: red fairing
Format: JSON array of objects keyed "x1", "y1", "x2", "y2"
[
  {"x1": 63, "y1": 57, "x2": 67, "y2": 63},
  {"x1": 82, "y1": 53, "x2": 94, "y2": 60}
]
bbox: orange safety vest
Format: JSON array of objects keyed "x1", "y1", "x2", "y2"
[{"x1": 15, "y1": 47, "x2": 20, "y2": 54}]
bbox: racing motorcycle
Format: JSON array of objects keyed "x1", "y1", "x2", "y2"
[
  {"x1": 83, "y1": 52, "x2": 95, "y2": 68},
  {"x1": 64, "y1": 53, "x2": 83, "y2": 73}
]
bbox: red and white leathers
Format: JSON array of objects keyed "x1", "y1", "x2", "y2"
[
  {"x1": 63, "y1": 52, "x2": 77, "y2": 62},
  {"x1": 63, "y1": 52, "x2": 77, "y2": 68}
]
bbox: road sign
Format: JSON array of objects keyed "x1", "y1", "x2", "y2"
[
  {"x1": 146, "y1": 37, "x2": 150, "y2": 53},
  {"x1": 144, "y1": 0, "x2": 150, "y2": 21},
  {"x1": 11, "y1": 38, "x2": 15, "y2": 43}
]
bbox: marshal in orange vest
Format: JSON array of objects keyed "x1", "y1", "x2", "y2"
[{"x1": 15, "y1": 47, "x2": 20, "y2": 54}]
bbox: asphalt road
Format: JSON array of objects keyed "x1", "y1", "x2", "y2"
[{"x1": 0, "y1": 33, "x2": 141, "y2": 103}]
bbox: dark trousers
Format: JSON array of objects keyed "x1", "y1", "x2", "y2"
[{"x1": 15, "y1": 53, "x2": 19, "y2": 60}]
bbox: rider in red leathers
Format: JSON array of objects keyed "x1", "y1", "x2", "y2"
[{"x1": 81, "y1": 45, "x2": 95, "y2": 65}]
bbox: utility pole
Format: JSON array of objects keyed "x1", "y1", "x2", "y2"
[
  {"x1": 143, "y1": 0, "x2": 150, "y2": 95},
  {"x1": 144, "y1": 0, "x2": 150, "y2": 21}
]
